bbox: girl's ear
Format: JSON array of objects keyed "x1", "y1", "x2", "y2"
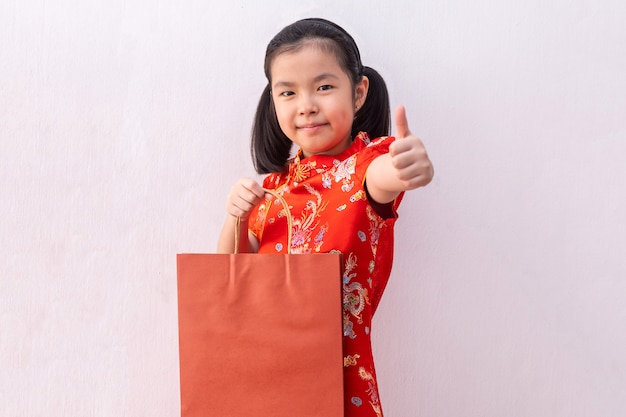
[{"x1": 355, "y1": 75, "x2": 369, "y2": 110}]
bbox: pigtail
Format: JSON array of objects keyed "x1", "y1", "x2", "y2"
[
  {"x1": 352, "y1": 66, "x2": 391, "y2": 139},
  {"x1": 250, "y1": 84, "x2": 293, "y2": 174}
]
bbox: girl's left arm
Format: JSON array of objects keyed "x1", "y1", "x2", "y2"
[{"x1": 365, "y1": 105, "x2": 434, "y2": 204}]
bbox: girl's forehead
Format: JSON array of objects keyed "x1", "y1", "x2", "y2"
[{"x1": 270, "y1": 42, "x2": 344, "y2": 78}]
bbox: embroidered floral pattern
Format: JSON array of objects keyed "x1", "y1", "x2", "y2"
[
  {"x1": 291, "y1": 160, "x2": 313, "y2": 182},
  {"x1": 343, "y1": 253, "x2": 370, "y2": 338},
  {"x1": 290, "y1": 183, "x2": 328, "y2": 254},
  {"x1": 359, "y1": 367, "x2": 383, "y2": 417}
]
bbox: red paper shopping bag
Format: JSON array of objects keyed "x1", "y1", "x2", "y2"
[{"x1": 176, "y1": 251, "x2": 344, "y2": 417}]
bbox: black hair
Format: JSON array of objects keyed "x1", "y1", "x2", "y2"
[{"x1": 251, "y1": 18, "x2": 391, "y2": 174}]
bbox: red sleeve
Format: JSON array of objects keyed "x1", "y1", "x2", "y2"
[
  {"x1": 355, "y1": 136, "x2": 404, "y2": 219},
  {"x1": 352, "y1": 136, "x2": 389, "y2": 176}
]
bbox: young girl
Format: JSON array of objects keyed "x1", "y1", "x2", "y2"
[{"x1": 218, "y1": 18, "x2": 433, "y2": 416}]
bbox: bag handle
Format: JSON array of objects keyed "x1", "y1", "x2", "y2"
[{"x1": 234, "y1": 188, "x2": 293, "y2": 254}]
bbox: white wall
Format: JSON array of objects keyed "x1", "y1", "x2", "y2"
[{"x1": 1, "y1": 0, "x2": 625, "y2": 415}]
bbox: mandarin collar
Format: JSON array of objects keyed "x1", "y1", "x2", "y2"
[
  {"x1": 292, "y1": 131, "x2": 370, "y2": 168},
  {"x1": 286, "y1": 132, "x2": 370, "y2": 184}
]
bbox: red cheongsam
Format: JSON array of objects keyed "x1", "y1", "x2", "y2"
[{"x1": 249, "y1": 132, "x2": 403, "y2": 417}]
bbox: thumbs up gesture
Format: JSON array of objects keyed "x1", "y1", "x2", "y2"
[{"x1": 388, "y1": 105, "x2": 434, "y2": 190}]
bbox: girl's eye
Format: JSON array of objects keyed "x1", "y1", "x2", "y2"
[
  {"x1": 280, "y1": 91, "x2": 294, "y2": 97},
  {"x1": 318, "y1": 85, "x2": 333, "y2": 91}
]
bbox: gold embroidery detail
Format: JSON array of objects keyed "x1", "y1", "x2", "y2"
[
  {"x1": 344, "y1": 354, "x2": 361, "y2": 367},
  {"x1": 292, "y1": 163, "x2": 311, "y2": 182}
]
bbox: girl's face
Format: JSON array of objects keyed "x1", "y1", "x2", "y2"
[{"x1": 270, "y1": 42, "x2": 368, "y2": 158}]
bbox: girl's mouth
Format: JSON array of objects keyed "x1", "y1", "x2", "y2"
[{"x1": 298, "y1": 123, "x2": 326, "y2": 131}]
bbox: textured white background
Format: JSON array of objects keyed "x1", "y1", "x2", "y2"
[{"x1": 2, "y1": 0, "x2": 625, "y2": 416}]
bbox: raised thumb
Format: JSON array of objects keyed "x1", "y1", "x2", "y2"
[{"x1": 394, "y1": 105, "x2": 411, "y2": 139}]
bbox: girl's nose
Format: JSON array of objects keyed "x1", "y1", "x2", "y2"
[{"x1": 298, "y1": 94, "x2": 318, "y2": 115}]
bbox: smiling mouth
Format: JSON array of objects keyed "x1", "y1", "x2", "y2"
[{"x1": 298, "y1": 123, "x2": 326, "y2": 130}]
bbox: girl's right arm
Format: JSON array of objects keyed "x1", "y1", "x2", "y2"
[{"x1": 216, "y1": 178, "x2": 265, "y2": 253}]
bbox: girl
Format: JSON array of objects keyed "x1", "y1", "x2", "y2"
[{"x1": 218, "y1": 18, "x2": 433, "y2": 417}]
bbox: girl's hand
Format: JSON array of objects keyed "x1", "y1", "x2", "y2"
[
  {"x1": 388, "y1": 105, "x2": 434, "y2": 189},
  {"x1": 225, "y1": 178, "x2": 266, "y2": 220},
  {"x1": 364, "y1": 106, "x2": 433, "y2": 204}
]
